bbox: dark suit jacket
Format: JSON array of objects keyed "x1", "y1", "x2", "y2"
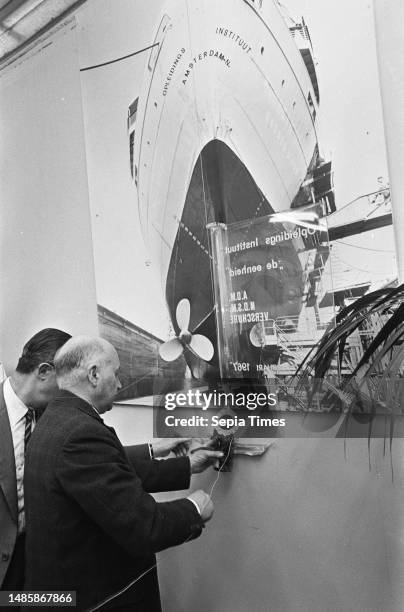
[
  {"x1": 24, "y1": 390, "x2": 203, "y2": 611},
  {"x1": 0, "y1": 382, "x2": 19, "y2": 588}
]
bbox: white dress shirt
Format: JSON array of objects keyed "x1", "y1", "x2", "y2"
[{"x1": 3, "y1": 377, "x2": 35, "y2": 534}]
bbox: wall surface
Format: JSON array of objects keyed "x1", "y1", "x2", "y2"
[
  {"x1": 107, "y1": 406, "x2": 404, "y2": 612},
  {"x1": 0, "y1": 22, "x2": 98, "y2": 371}
]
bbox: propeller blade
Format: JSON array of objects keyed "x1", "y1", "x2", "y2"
[
  {"x1": 159, "y1": 338, "x2": 183, "y2": 361},
  {"x1": 176, "y1": 299, "x2": 191, "y2": 331},
  {"x1": 189, "y1": 334, "x2": 214, "y2": 362}
]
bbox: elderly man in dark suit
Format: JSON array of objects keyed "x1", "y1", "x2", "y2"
[
  {"x1": 0, "y1": 328, "x2": 72, "y2": 592},
  {"x1": 0, "y1": 329, "x2": 201, "y2": 602},
  {"x1": 24, "y1": 336, "x2": 221, "y2": 611}
]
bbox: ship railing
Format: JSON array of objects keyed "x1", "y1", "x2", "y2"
[
  {"x1": 288, "y1": 20, "x2": 312, "y2": 49},
  {"x1": 273, "y1": 322, "x2": 309, "y2": 365},
  {"x1": 263, "y1": 314, "x2": 330, "y2": 334},
  {"x1": 289, "y1": 26, "x2": 309, "y2": 41}
]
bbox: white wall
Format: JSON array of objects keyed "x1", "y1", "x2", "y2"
[
  {"x1": 0, "y1": 22, "x2": 98, "y2": 371},
  {"x1": 109, "y1": 405, "x2": 404, "y2": 612}
]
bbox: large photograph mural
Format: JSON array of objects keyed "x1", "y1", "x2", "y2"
[
  {"x1": 127, "y1": 0, "x2": 335, "y2": 385},
  {"x1": 79, "y1": 0, "x2": 399, "y2": 425}
]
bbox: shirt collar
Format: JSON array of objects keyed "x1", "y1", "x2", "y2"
[
  {"x1": 3, "y1": 377, "x2": 29, "y2": 426},
  {"x1": 90, "y1": 403, "x2": 103, "y2": 419}
]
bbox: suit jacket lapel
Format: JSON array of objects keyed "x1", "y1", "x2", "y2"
[{"x1": 0, "y1": 383, "x2": 18, "y2": 525}]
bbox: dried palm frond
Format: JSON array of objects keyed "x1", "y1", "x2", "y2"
[{"x1": 294, "y1": 284, "x2": 404, "y2": 423}]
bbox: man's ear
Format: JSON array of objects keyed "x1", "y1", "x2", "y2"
[
  {"x1": 37, "y1": 363, "x2": 54, "y2": 380},
  {"x1": 89, "y1": 365, "x2": 99, "y2": 387}
]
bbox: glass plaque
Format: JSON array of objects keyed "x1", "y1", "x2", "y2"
[{"x1": 208, "y1": 205, "x2": 335, "y2": 382}]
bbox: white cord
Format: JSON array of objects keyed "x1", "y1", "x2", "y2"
[{"x1": 208, "y1": 437, "x2": 233, "y2": 499}]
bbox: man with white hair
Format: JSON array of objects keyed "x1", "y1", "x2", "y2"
[{"x1": 24, "y1": 336, "x2": 221, "y2": 611}]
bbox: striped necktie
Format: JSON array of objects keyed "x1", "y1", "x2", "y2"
[{"x1": 24, "y1": 408, "x2": 35, "y2": 452}]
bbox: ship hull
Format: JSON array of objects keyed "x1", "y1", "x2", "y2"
[
  {"x1": 132, "y1": 0, "x2": 320, "y2": 377},
  {"x1": 166, "y1": 139, "x2": 307, "y2": 377}
]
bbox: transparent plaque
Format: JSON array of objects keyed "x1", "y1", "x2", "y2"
[{"x1": 208, "y1": 204, "x2": 335, "y2": 381}]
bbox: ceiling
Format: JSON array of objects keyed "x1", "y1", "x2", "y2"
[{"x1": 0, "y1": 0, "x2": 87, "y2": 65}]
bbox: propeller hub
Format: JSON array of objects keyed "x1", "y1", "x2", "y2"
[{"x1": 179, "y1": 330, "x2": 192, "y2": 345}]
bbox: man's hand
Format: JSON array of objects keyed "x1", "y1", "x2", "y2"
[
  {"x1": 189, "y1": 447, "x2": 223, "y2": 474},
  {"x1": 187, "y1": 489, "x2": 214, "y2": 522},
  {"x1": 151, "y1": 438, "x2": 191, "y2": 458}
]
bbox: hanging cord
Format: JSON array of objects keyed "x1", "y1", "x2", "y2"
[
  {"x1": 80, "y1": 43, "x2": 159, "y2": 72},
  {"x1": 86, "y1": 439, "x2": 233, "y2": 612}
]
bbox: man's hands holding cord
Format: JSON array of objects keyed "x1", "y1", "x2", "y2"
[
  {"x1": 150, "y1": 439, "x2": 221, "y2": 523},
  {"x1": 189, "y1": 440, "x2": 223, "y2": 474},
  {"x1": 187, "y1": 489, "x2": 214, "y2": 522},
  {"x1": 151, "y1": 438, "x2": 223, "y2": 474}
]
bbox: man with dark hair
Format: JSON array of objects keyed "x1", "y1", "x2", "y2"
[
  {"x1": 15, "y1": 328, "x2": 72, "y2": 376},
  {"x1": 0, "y1": 328, "x2": 72, "y2": 592}
]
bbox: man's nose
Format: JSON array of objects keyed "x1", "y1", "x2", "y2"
[{"x1": 117, "y1": 377, "x2": 122, "y2": 390}]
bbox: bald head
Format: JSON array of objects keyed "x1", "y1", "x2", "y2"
[{"x1": 55, "y1": 336, "x2": 121, "y2": 412}]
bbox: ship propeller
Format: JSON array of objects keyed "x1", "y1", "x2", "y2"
[{"x1": 159, "y1": 299, "x2": 214, "y2": 363}]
